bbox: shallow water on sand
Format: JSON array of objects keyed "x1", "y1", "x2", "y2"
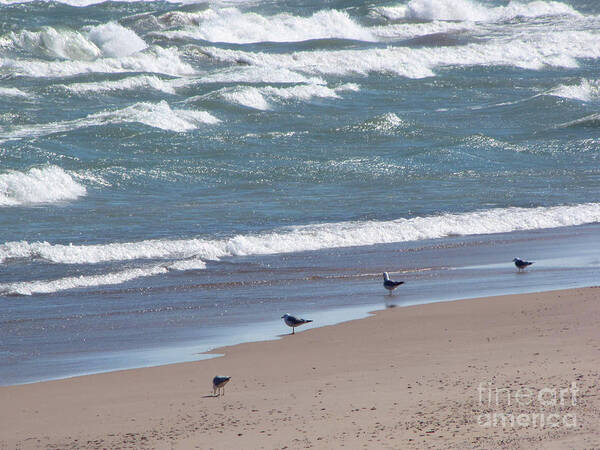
[{"x1": 2, "y1": 224, "x2": 598, "y2": 385}]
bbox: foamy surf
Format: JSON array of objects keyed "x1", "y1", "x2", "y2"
[
  {"x1": 60, "y1": 75, "x2": 184, "y2": 95},
  {"x1": 0, "y1": 166, "x2": 87, "y2": 206},
  {"x1": 200, "y1": 29, "x2": 600, "y2": 79},
  {"x1": 206, "y1": 83, "x2": 359, "y2": 110},
  {"x1": 7, "y1": 22, "x2": 146, "y2": 60},
  {"x1": 387, "y1": 0, "x2": 581, "y2": 22},
  {"x1": 0, "y1": 101, "x2": 219, "y2": 142},
  {"x1": 2, "y1": 45, "x2": 195, "y2": 78},
  {"x1": 0, "y1": 265, "x2": 169, "y2": 296},
  {"x1": 0, "y1": 87, "x2": 30, "y2": 98},
  {"x1": 154, "y1": 8, "x2": 376, "y2": 44},
  {"x1": 2, "y1": 203, "x2": 599, "y2": 266},
  {"x1": 549, "y1": 79, "x2": 600, "y2": 102}
]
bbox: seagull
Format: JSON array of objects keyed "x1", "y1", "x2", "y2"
[
  {"x1": 383, "y1": 272, "x2": 404, "y2": 295},
  {"x1": 212, "y1": 375, "x2": 231, "y2": 396},
  {"x1": 513, "y1": 258, "x2": 534, "y2": 272},
  {"x1": 281, "y1": 313, "x2": 313, "y2": 334}
]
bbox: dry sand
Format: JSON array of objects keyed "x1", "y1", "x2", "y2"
[{"x1": 1, "y1": 287, "x2": 599, "y2": 449}]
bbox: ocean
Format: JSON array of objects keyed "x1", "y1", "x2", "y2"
[{"x1": 1, "y1": 0, "x2": 599, "y2": 385}]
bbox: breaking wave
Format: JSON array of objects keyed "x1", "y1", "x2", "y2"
[
  {"x1": 2, "y1": 203, "x2": 598, "y2": 295},
  {"x1": 0, "y1": 266, "x2": 168, "y2": 296},
  {"x1": 389, "y1": 0, "x2": 581, "y2": 22},
  {"x1": 7, "y1": 22, "x2": 146, "y2": 60},
  {"x1": 549, "y1": 79, "x2": 600, "y2": 102},
  {"x1": 155, "y1": 8, "x2": 376, "y2": 44},
  {"x1": 60, "y1": 75, "x2": 183, "y2": 95},
  {"x1": 207, "y1": 83, "x2": 359, "y2": 110},
  {"x1": 200, "y1": 30, "x2": 600, "y2": 79},
  {"x1": 0, "y1": 101, "x2": 219, "y2": 142},
  {"x1": 1, "y1": 46, "x2": 194, "y2": 78},
  {"x1": 0, "y1": 87, "x2": 29, "y2": 97},
  {"x1": 0, "y1": 166, "x2": 87, "y2": 206},
  {"x1": 2, "y1": 203, "x2": 599, "y2": 265}
]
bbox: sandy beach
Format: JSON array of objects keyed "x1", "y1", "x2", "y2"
[{"x1": 1, "y1": 286, "x2": 599, "y2": 449}]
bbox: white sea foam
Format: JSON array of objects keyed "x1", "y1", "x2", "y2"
[
  {"x1": 2, "y1": 203, "x2": 599, "y2": 266},
  {"x1": 220, "y1": 86, "x2": 271, "y2": 110},
  {"x1": 372, "y1": 5, "x2": 409, "y2": 21},
  {"x1": 212, "y1": 82, "x2": 359, "y2": 110},
  {"x1": 0, "y1": 101, "x2": 219, "y2": 142},
  {"x1": 371, "y1": 21, "x2": 471, "y2": 41},
  {"x1": 2, "y1": 46, "x2": 195, "y2": 78},
  {"x1": 155, "y1": 8, "x2": 376, "y2": 44},
  {"x1": 265, "y1": 82, "x2": 359, "y2": 100},
  {"x1": 549, "y1": 79, "x2": 600, "y2": 102},
  {"x1": 201, "y1": 30, "x2": 600, "y2": 78},
  {"x1": 197, "y1": 66, "x2": 325, "y2": 85},
  {"x1": 7, "y1": 23, "x2": 146, "y2": 60},
  {"x1": 90, "y1": 101, "x2": 220, "y2": 130},
  {"x1": 0, "y1": 87, "x2": 29, "y2": 97},
  {"x1": 0, "y1": 266, "x2": 168, "y2": 296},
  {"x1": 9, "y1": 27, "x2": 102, "y2": 60},
  {"x1": 394, "y1": 0, "x2": 581, "y2": 22},
  {"x1": 0, "y1": 166, "x2": 86, "y2": 206},
  {"x1": 85, "y1": 22, "x2": 147, "y2": 58},
  {"x1": 344, "y1": 112, "x2": 408, "y2": 133},
  {"x1": 155, "y1": 7, "x2": 481, "y2": 44},
  {"x1": 167, "y1": 259, "x2": 207, "y2": 271},
  {"x1": 60, "y1": 75, "x2": 181, "y2": 95}
]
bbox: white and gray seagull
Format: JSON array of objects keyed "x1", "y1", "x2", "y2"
[
  {"x1": 212, "y1": 375, "x2": 231, "y2": 396},
  {"x1": 513, "y1": 258, "x2": 534, "y2": 272},
  {"x1": 281, "y1": 313, "x2": 313, "y2": 334},
  {"x1": 383, "y1": 272, "x2": 404, "y2": 295}
]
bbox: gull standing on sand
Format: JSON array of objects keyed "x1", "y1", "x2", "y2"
[
  {"x1": 212, "y1": 375, "x2": 231, "y2": 396},
  {"x1": 281, "y1": 313, "x2": 313, "y2": 334},
  {"x1": 383, "y1": 272, "x2": 404, "y2": 295},
  {"x1": 513, "y1": 258, "x2": 534, "y2": 272}
]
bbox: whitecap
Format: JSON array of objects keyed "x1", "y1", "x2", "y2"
[
  {"x1": 391, "y1": 0, "x2": 581, "y2": 22},
  {"x1": 207, "y1": 82, "x2": 359, "y2": 110},
  {"x1": 60, "y1": 75, "x2": 182, "y2": 95},
  {"x1": 0, "y1": 166, "x2": 86, "y2": 206},
  {"x1": 0, "y1": 101, "x2": 219, "y2": 142},
  {"x1": 0, "y1": 265, "x2": 168, "y2": 296},
  {"x1": 3, "y1": 203, "x2": 599, "y2": 265},
  {"x1": 0, "y1": 87, "x2": 29, "y2": 98},
  {"x1": 85, "y1": 22, "x2": 147, "y2": 58},
  {"x1": 200, "y1": 30, "x2": 600, "y2": 78},
  {"x1": 155, "y1": 8, "x2": 376, "y2": 44},
  {"x1": 549, "y1": 79, "x2": 600, "y2": 102},
  {"x1": 1, "y1": 46, "x2": 195, "y2": 78}
]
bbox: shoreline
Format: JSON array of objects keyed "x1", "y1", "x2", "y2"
[
  {"x1": 3, "y1": 223, "x2": 600, "y2": 387},
  {"x1": 2, "y1": 286, "x2": 599, "y2": 449}
]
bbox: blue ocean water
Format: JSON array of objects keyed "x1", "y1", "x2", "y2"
[{"x1": 1, "y1": 0, "x2": 599, "y2": 385}]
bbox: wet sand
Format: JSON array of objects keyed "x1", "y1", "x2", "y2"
[{"x1": 1, "y1": 287, "x2": 599, "y2": 449}]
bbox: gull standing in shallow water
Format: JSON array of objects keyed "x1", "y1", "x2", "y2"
[
  {"x1": 383, "y1": 272, "x2": 404, "y2": 295},
  {"x1": 212, "y1": 375, "x2": 231, "y2": 396},
  {"x1": 281, "y1": 313, "x2": 313, "y2": 334},
  {"x1": 513, "y1": 258, "x2": 534, "y2": 272}
]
